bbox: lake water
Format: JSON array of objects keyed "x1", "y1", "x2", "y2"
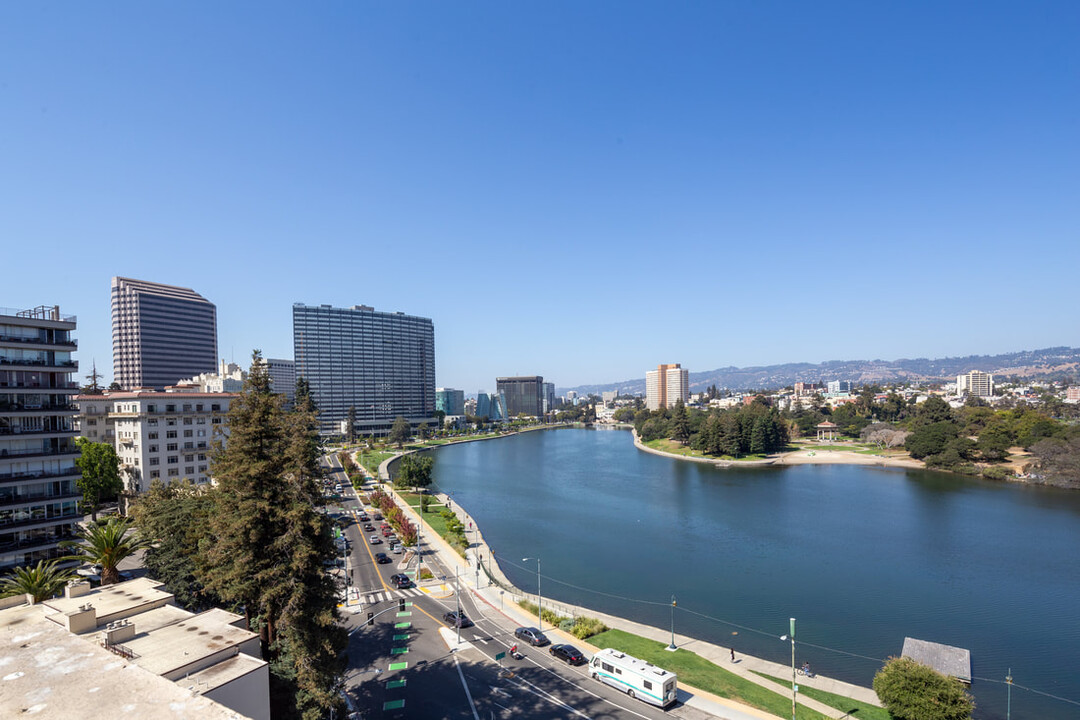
[{"x1": 428, "y1": 427, "x2": 1080, "y2": 720}]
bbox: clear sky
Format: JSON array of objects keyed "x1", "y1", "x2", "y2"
[{"x1": 3, "y1": 2, "x2": 1078, "y2": 393}]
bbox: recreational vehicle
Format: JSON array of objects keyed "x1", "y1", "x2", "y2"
[{"x1": 590, "y1": 648, "x2": 678, "y2": 708}]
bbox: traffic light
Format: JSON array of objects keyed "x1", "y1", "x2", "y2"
[
  {"x1": 398, "y1": 597, "x2": 406, "y2": 611},
  {"x1": 367, "y1": 612, "x2": 374, "y2": 626}
]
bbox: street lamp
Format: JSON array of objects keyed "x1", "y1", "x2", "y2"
[
  {"x1": 522, "y1": 557, "x2": 541, "y2": 631},
  {"x1": 1006, "y1": 668, "x2": 1013, "y2": 720},
  {"x1": 780, "y1": 618, "x2": 796, "y2": 720},
  {"x1": 667, "y1": 595, "x2": 677, "y2": 651}
]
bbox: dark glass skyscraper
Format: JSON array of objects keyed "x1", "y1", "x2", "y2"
[
  {"x1": 292, "y1": 304, "x2": 436, "y2": 435},
  {"x1": 496, "y1": 376, "x2": 544, "y2": 417},
  {"x1": 111, "y1": 277, "x2": 218, "y2": 390}
]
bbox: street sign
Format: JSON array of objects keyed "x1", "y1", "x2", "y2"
[{"x1": 495, "y1": 651, "x2": 506, "y2": 662}]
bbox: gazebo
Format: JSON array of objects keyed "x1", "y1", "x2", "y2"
[{"x1": 816, "y1": 421, "x2": 838, "y2": 441}]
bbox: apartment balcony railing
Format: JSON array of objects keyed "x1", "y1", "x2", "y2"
[
  {"x1": 0, "y1": 467, "x2": 81, "y2": 483},
  {"x1": 0, "y1": 490, "x2": 81, "y2": 509},
  {"x1": 0, "y1": 381, "x2": 79, "y2": 390},
  {"x1": 0, "y1": 402, "x2": 77, "y2": 413},
  {"x1": 0, "y1": 358, "x2": 77, "y2": 369},
  {"x1": 0, "y1": 545, "x2": 73, "y2": 573},
  {"x1": 0, "y1": 532, "x2": 76, "y2": 554},
  {"x1": 0, "y1": 426, "x2": 77, "y2": 437},
  {"x1": 0, "y1": 510, "x2": 82, "y2": 532},
  {"x1": 0, "y1": 446, "x2": 79, "y2": 460},
  {"x1": 0, "y1": 334, "x2": 77, "y2": 349}
]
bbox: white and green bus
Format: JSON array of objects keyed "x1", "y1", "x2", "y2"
[{"x1": 590, "y1": 648, "x2": 678, "y2": 708}]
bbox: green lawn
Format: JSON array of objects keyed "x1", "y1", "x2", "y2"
[
  {"x1": 399, "y1": 492, "x2": 454, "y2": 542},
  {"x1": 644, "y1": 439, "x2": 769, "y2": 461},
  {"x1": 357, "y1": 450, "x2": 395, "y2": 475},
  {"x1": 754, "y1": 672, "x2": 889, "y2": 720},
  {"x1": 589, "y1": 629, "x2": 829, "y2": 720}
]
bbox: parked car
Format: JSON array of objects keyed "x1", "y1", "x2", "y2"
[
  {"x1": 442, "y1": 611, "x2": 473, "y2": 628},
  {"x1": 373, "y1": 513, "x2": 383, "y2": 521},
  {"x1": 334, "y1": 484, "x2": 343, "y2": 494},
  {"x1": 375, "y1": 553, "x2": 391, "y2": 564},
  {"x1": 390, "y1": 543, "x2": 403, "y2": 554},
  {"x1": 358, "y1": 514, "x2": 369, "y2": 522},
  {"x1": 549, "y1": 643, "x2": 586, "y2": 665},
  {"x1": 381, "y1": 527, "x2": 392, "y2": 537},
  {"x1": 514, "y1": 626, "x2": 550, "y2": 646},
  {"x1": 390, "y1": 573, "x2": 412, "y2": 589},
  {"x1": 369, "y1": 535, "x2": 382, "y2": 545}
]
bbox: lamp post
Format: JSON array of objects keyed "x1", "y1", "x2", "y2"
[
  {"x1": 1006, "y1": 668, "x2": 1013, "y2": 720},
  {"x1": 780, "y1": 618, "x2": 796, "y2": 720},
  {"x1": 522, "y1": 556, "x2": 541, "y2": 630},
  {"x1": 667, "y1": 595, "x2": 677, "y2": 651}
]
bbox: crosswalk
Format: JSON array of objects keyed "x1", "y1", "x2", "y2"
[{"x1": 360, "y1": 587, "x2": 427, "y2": 605}]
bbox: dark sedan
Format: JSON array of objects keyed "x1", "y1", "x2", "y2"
[
  {"x1": 514, "y1": 626, "x2": 550, "y2": 646},
  {"x1": 442, "y1": 611, "x2": 473, "y2": 628},
  {"x1": 390, "y1": 573, "x2": 412, "y2": 589},
  {"x1": 375, "y1": 552, "x2": 392, "y2": 564},
  {"x1": 549, "y1": 643, "x2": 586, "y2": 665}
]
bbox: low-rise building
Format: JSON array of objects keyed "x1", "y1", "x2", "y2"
[{"x1": 0, "y1": 576, "x2": 269, "y2": 719}]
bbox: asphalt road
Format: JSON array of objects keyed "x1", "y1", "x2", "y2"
[{"x1": 321, "y1": 452, "x2": 725, "y2": 720}]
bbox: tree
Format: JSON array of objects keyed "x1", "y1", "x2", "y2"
[
  {"x1": 129, "y1": 480, "x2": 219, "y2": 611},
  {"x1": 82, "y1": 361, "x2": 104, "y2": 395},
  {"x1": 913, "y1": 396, "x2": 954, "y2": 426},
  {"x1": 976, "y1": 421, "x2": 1013, "y2": 462},
  {"x1": 74, "y1": 437, "x2": 123, "y2": 521},
  {"x1": 0, "y1": 559, "x2": 75, "y2": 602},
  {"x1": 670, "y1": 400, "x2": 690, "y2": 443},
  {"x1": 346, "y1": 406, "x2": 356, "y2": 443},
  {"x1": 107, "y1": 381, "x2": 122, "y2": 392},
  {"x1": 395, "y1": 454, "x2": 434, "y2": 492},
  {"x1": 417, "y1": 422, "x2": 430, "y2": 441},
  {"x1": 905, "y1": 421, "x2": 959, "y2": 459},
  {"x1": 389, "y1": 416, "x2": 411, "y2": 449},
  {"x1": 873, "y1": 656, "x2": 974, "y2": 720},
  {"x1": 64, "y1": 517, "x2": 153, "y2": 585}
]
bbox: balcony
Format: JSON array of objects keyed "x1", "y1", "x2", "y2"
[
  {"x1": 0, "y1": 445, "x2": 79, "y2": 460},
  {"x1": 0, "y1": 358, "x2": 77, "y2": 369},
  {"x1": 0, "y1": 466, "x2": 81, "y2": 484},
  {"x1": 0, "y1": 490, "x2": 81, "y2": 509},
  {"x1": 0, "y1": 530, "x2": 76, "y2": 554},
  {"x1": 0, "y1": 334, "x2": 78, "y2": 349},
  {"x1": 0, "y1": 425, "x2": 77, "y2": 438}
]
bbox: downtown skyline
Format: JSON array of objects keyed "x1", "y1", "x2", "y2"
[{"x1": 3, "y1": 2, "x2": 1078, "y2": 393}]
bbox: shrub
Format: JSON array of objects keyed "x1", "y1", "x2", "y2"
[
  {"x1": 873, "y1": 656, "x2": 974, "y2": 720},
  {"x1": 980, "y1": 465, "x2": 1013, "y2": 481}
]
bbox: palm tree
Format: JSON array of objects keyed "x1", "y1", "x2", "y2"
[
  {"x1": 0, "y1": 559, "x2": 75, "y2": 602},
  {"x1": 64, "y1": 517, "x2": 153, "y2": 585}
]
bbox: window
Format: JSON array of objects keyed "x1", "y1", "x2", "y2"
[
  {"x1": 212, "y1": 418, "x2": 222, "y2": 424},
  {"x1": 643, "y1": 680, "x2": 652, "y2": 690},
  {"x1": 183, "y1": 430, "x2": 193, "y2": 438},
  {"x1": 211, "y1": 404, "x2": 221, "y2": 412},
  {"x1": 183, "y1": 404, "x2": 192, "y2": 412},
  {"x1": 166, "y1": 404, "x2": 176, "y2": 412},
  {"x1": 183, "y1": 418, "x2": 192, "y2": 425},
  {"x1": 167, "y1": 443, "x2": 177, "y2": 452},
  {"x1": 602, "y1": 663, "x2": 614, "y2": 673},
  {"x1": 148, "y1": 431, "x2": 158, "y2": 439},
  {"x1": 185, "y1": 455, "x2": 194, "y2": 462},
  {"x1": 87, "y1": 419, "x2": 97, "y2": 426},
  {"x1": 196, "y1": 404, "x2": 204, "y2": 412},
  {"x1": 167, "y1": 468, "x2": 179, "y2": 477},
  {"x1": 197, "y1": 430, "x2": 206, "y2": 437},
  {"x1": 166, "y1": 430, "x2": 177, "y2": 439},
  {"x1": 148, "y1": 404, "x2": 156, "y2": 412},
  {"x1": 149, "y1": 445, "x2": 158, "y2": 453},
  {"x1": 198, "y1": 454, "x2": 206, "y2": 461},
  {"x1": 196, "y1": 418, "x2": 206, "y2": 425},
  {"x1": 167, "y1": 456, "x2": 178, "y2": 464},
  {"x1": 148, "y1": 419, "x2": 158, "y2": 426},
  {"x1": 198, "y1": 465, "x2": 207, "y2": 472},
  {"x1": 149, "y1": 457, "x2": 159, "y2": 466},
  {"x1": 167, "y1": 419, "x2": 176, "y2": 426},
  {"x1": 150, "y1": 470, "x2": 160, "y2": 479},
  {"x1": 185, "y1": 466, "x2": 194, "y2": 475}
]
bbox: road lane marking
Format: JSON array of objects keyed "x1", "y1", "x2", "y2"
[{"x1": 453, "y1": 654, "x2": 481, "y2": 720}]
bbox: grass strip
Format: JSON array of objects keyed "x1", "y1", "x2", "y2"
[
  {"x1": 753, "y1": 672, "x2": 889, "y2": 720},
  {"x1": 589, "y1": 629, "x2": 828, "y2": 720}
]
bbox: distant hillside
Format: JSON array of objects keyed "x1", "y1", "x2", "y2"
[{"x1": 561, "y1": 347, "x2": 1080, "y2": 396}]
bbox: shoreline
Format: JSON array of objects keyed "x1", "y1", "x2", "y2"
[{"x1": 631, "y1": 428, "x2": 926, "y2": 470}]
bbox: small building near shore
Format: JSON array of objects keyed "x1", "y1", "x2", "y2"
[{"x1": 816, "y1": 421, "x2": 839, "y2": 441}]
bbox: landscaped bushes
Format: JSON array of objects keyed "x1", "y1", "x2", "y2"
[
  {"x1": 369, "y1": 489, "x2": 417, "y2": 545},
  {"x1": 517, "y1": 599, "x2": 609, "y2": 640}
]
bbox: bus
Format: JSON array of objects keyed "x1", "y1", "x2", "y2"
[{"x1": 589, "y1": 648, "x2": 678, "y2": 708}]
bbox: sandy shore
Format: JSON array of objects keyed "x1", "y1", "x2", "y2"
[{"x1": 632, "y1": 430, "x2": 926, "y2": 470}]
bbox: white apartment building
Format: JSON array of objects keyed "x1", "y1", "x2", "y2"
[
  {"x1": 645, "y1": 363, "x2": 690, "y2": 410},
  {"x1": 957, "y1": 370, "x2": 995, "y2": 398},
  {"x1": 179, "y1": 359, "x2": 245, "y2": 393},
  {"x1": 78, "y1": 389, "x2": 234, "y2": 494}
]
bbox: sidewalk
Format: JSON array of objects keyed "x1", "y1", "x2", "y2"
[{"x1": 356, "y1": 455, "x2": 882, "y2": 720}]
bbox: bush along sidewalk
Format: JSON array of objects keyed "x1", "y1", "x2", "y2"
[{"x1": 516, "y1": 599, "x2": 609, "y2": 640}]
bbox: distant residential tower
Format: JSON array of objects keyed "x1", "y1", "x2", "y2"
[
  {"x1": 957, "y1": 371, "x2": 994, "y2": 398},
  {"x1": 645, "y1": 363, "x2": 689, "y2": 410}
]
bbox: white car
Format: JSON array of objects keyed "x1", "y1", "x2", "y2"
[{"x1": 390, "y1": 543, "x2": 403, "y2": 554}]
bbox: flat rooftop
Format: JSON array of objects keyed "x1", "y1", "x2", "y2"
[
  {"x1": 124, "y1": 608, "x2": 258, "y2": 679},
  {"x1": 0, "y1": 601, "x2": 249, "y2": 719},
  {"x1": 42, "y1": 577, "x2": 174, "y2": 627}
]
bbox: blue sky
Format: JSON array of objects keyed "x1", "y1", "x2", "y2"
[{"x1": 3, "y1": 2, "x2": 1078, "y2": 393}]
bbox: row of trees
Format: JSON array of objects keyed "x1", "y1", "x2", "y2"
[
  {"x1": 130, "y1": 353, "x2": 346, "y2": 719},
  {"x1": 366, "y1": 488, "x2": 418, "y2": 546},
  {"x1": 633, "y1": 400, "x2": 790, "y2": 456}
]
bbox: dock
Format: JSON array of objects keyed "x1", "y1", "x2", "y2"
[{"x1": 901, "y1": 637, "x2": 972, "y2": 684}]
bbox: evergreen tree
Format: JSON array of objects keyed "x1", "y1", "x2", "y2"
[
  {"x1": 670, "y1": 399, "x2": 690, "y2": 443},
  {"x1": 346, "y1": 405, "x2": 356, "y2": 443},
  {"x1": 389, "y1": 416, "x2": 411, "y2": 448}
]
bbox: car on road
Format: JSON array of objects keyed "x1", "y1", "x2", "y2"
[
  {"x1": 369, "y1": 535, "x2": 381, "y2": 544},
  {"x1": 390, "y1": 543, "x2": 403, "y2": 554},
  {"x1": 549, "y1": 643, "x2": 586, "y2": 665},
  {"x1": 363, "y1": 524, "x2": 375, "y2": 532},
  {"x1": 390, "y1": 573, "x2": 412, "y2": 589},
  {"x1": 442, "y1": 611, "x2": 473, "y2": 628},
  {"x1": 375, "y1": 553, "x2": 391, "y2": 564},
  {"x1": 358, "y1": 514, "x2": 369, "y2": 522},
  {"x1": 381, "y1": 527, "x2": 392, "y2": 537},
  {"x1": 373, "y1": 513, "x2": 383, "y2": 521},
  {"x1": 514, "y1": 627, "x2": 550, "y2": 646}
]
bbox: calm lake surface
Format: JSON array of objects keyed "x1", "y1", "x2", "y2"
[{"x1": 428, "y1": 427, "x2": 1080, "y2": 720}]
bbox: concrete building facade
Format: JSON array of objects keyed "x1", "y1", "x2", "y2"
[
  {"x1": 77, "y1": 389, "x2": 234, "y2": 495},
  {"x1": 645, "y1": 363, "x2": 689, "y2": 410},
  {"x1": 265, "y1": 357, "x2": 296, "y2": 402},
  {"x1": 0, "y1": 305, "x2": 82, "y2": 573},
  {"x1": 293, "y1": 303, "x2": 436, "y2": 435},
  {"x1": 111, "y1": 277, "x2": 218, "y2": 390},
  {"x1": 957, "y1": 370, "x2": 995, "y2": 397}
]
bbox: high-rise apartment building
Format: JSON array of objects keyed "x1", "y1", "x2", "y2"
[
  {"x1": 435, "y1": 388, "x2": 465, "y2": 416},
  {"x1": 111, "y1": 277, "x2": 218, "y2": 390},
  {"x1": 0, "y1": 305, "x2": 81, "y2": 573},
  {"x1": 496, "y1": 376, "x2": 545, "y2": 417},
  {"x1": 264, "y1": 358, "x2": 295, "y2": 403},
  {"x1": 827, "y1": 380, "x2": 852, "y2": 394},
  {"x1": 645, "y1": 363, "x2": 689, "y2": 410},
  {"x1": 957, "y1": 371, "x2": 994, "y2": 398},
  {"x1": 293, "y1": 304, "x2": 435, "y2": 435}
]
